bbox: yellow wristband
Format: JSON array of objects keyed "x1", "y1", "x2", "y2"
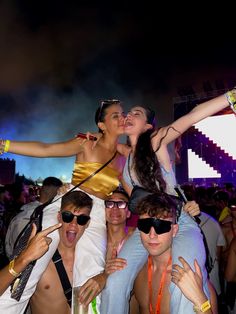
[
  {"x1": 193, "y1": 300, "x2": 211, "y2": 313},
  {"x1": 225, "y1": 88, "x2": 236, "y2": 114},
  {"x1": 4, "y1": 139, "x2": 10, "y2": 152},
  {"x1": 8, "y1": 259, "x2": 21, "y2": 278}
]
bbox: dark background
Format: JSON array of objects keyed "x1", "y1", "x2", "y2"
[{"x1": 1, "y1": 1, "x2": 235, "y2": 181}]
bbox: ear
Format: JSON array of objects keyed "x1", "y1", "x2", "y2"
[
  {"x1": 98, "y1": 122, "x2": 105, "y2": 133},
  {"x1": 85, "y1": 219, "x2": 91, "y2": 229},
  {"x1": 57, "y1": 212, "x2": 62, "y2": 223},
  {"x1": 126, "y1": 210, "x2": 131, "y2": 219},
  {"x1": 144, "y1": 123, "x2": 153, "y2": 131},
  {"x1": 172, "y1": 224, "x2": 179, "y2": 238}
]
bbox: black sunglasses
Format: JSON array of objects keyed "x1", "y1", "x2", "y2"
[
  {"x1": 137, "y1": 218, "x2": 172, "y2": 235},
  {"x1": 104, "y1": 200, "x2": 128, "y2": 209},
  {"x1": 61, "y1": 211, "x2": 90, "y2": 225}
]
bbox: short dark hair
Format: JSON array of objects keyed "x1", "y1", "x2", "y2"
[
  {"x1": 110, "y1": 187, "x2": 129, "y2": 200},
  {"x1": 212, "y1": 190, "x2": 229, "y2": 203},
  {"x1": 61, "y1": 191, "x2": 93, "y2": 212},
  {"x1": 42, "y1": 177, "x2": 63, "y2": 187},
  {"x1": 137, "y1": 193, "x2": 178, "y2": 221}
]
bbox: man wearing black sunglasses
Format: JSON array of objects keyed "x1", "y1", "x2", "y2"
[
  {"x1": 29, "y1": 191, "x2": 92, "y2": 314},
  {"x1": 130, "y1": 193, "x2": 215, "y2": 314}
]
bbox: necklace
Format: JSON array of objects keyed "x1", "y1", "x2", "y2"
[{"x1": 148, "y1": 255, "x2": 172, "y2": 314}]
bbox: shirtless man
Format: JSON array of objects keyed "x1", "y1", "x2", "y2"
[
  {"x1": 30, "y1": 190, "x2": 92, "y2": 314},
  {"x1": 77, "y1": 189, "x2": 132, "y2": 306},
  {"x1": 105, "y1": 188, "x2": 135, "y2": 260},
  {"x1": 78, "y1": 190, "x2": 201, "y2": 309},
  {"x1": 130, "y1": 193, "x2": 217, "y2": 314}
]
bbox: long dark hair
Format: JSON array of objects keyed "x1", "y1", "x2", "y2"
[
  {"x1": 95, "y1": 99, "x2": 121, "y2": 133},
  {"x1": 133, "y1": 106, "x2": 167, "y2": 193}
]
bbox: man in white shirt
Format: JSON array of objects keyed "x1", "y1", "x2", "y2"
[
  {"x1": 199, "y1": 211, "x2": 226, "y2": 296},
  {"x1": 5, "y1": 177, "x2": 62, "y2": 258}
]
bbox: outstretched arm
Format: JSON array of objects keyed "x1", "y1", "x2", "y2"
[
  {"x1": 0, "y1": 223, "x2": 61, "y2": 296},
  {"x1": 153, "y1": 89, "x2": 236, "y2": 148},
  {"x1": 0, "y1": 137, "x2": 86, "y2": 157}
]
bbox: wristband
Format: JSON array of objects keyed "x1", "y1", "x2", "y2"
[
  {"x1": 193, "y1": 300, "x2": 211, "y2": 313},
  {"x1": 225, "y1": 88, "x2": 236, "y2": 114},
  {"x1": 4, "y1": 139, "x2": 10, "y2": 152},
  {"x1": 0, "y1": 139, "x2": 10, "y2": 154},
  {"x1": 8, "y1": 259, "x2": 21, "y2": 278}
]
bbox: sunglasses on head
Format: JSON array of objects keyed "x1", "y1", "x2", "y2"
[
  {"x1": 104, "y1": 200, "x2": 128, "y2": 209},
  {"x1": 98, "y1": 99, "x2": 120, "y2": 122},
  {"x1": 61, "y1": 211, "x2": 90, "y2": 225},
  {"x1": 137, "y1": 218, "x2": 172, "y2": 235}
]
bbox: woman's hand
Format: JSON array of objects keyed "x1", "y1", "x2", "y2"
[
  {"x1": 85, "y1": 131, "x2": 102, "y2": 150},
  {"x1": 183, "y1": 200, "x2": 200, "y2": 217}
]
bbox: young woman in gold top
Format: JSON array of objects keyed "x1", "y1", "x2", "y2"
[{"x1": 0, "y1": 99, "x2": 126, "y2": 313}]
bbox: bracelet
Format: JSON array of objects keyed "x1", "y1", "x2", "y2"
[
  {"x1": 8, "y1": 259, "x2": 21, "y2": 278},
  {"x1": 225, "y1": 88, "x2": 236, "y2": 114},
  {"x1": 4, "y1": 139, "x2": 10, "y2": 152},
  {"x1": 193, "y1": 300, "x2": 211, "y2": 313},
  {"x1": 0, "y1": 139, "x2": 10, "y2": 154}
]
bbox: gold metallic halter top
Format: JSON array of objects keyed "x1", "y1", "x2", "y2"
[{"x1": 71, "y1": 162, "x2": 120, "y2": 197}]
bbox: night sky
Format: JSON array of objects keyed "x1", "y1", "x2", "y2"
[{"x1": 1, "y1": 1, "x2": 236, "y2": 181}]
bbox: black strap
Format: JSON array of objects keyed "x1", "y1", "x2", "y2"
[
  {"x1": 52, "y1": 249, "x2": 72, "y2": 307},
  {"x1": 13, "y1": 198, "x2": 54, "y2": 251},
  {"x1": 198, "y1": 217, "x2": 214, "y2": 275}
]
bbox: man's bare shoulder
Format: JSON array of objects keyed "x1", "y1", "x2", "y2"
[
  {"x1": 134, "y1": 263, "x2": 148, "y2": 293},
  {"x1": 133, "y1": 263, "x2": 149, "y2": 313}
]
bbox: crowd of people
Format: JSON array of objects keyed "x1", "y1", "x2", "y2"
[{"x1": 0, "y1": 88, "x2": 236, "y2": 314}]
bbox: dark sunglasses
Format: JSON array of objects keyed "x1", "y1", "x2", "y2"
[
  {"x1": 61, "y1": 211, "x2": 90, "y2": 225},
  {"x1": 137, "y1": 218, "x2": 172, "y2": 235},
  {"x1": 104, "y1": 200, "x2": 128, "y2": 209}
]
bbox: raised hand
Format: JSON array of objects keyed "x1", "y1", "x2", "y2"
[
  {"x1": 171, "y1": 256, "x2": 208, "y2": 307},
  {"x1": 20, "y1": 222, "x2": 62, "y2": 263}
]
